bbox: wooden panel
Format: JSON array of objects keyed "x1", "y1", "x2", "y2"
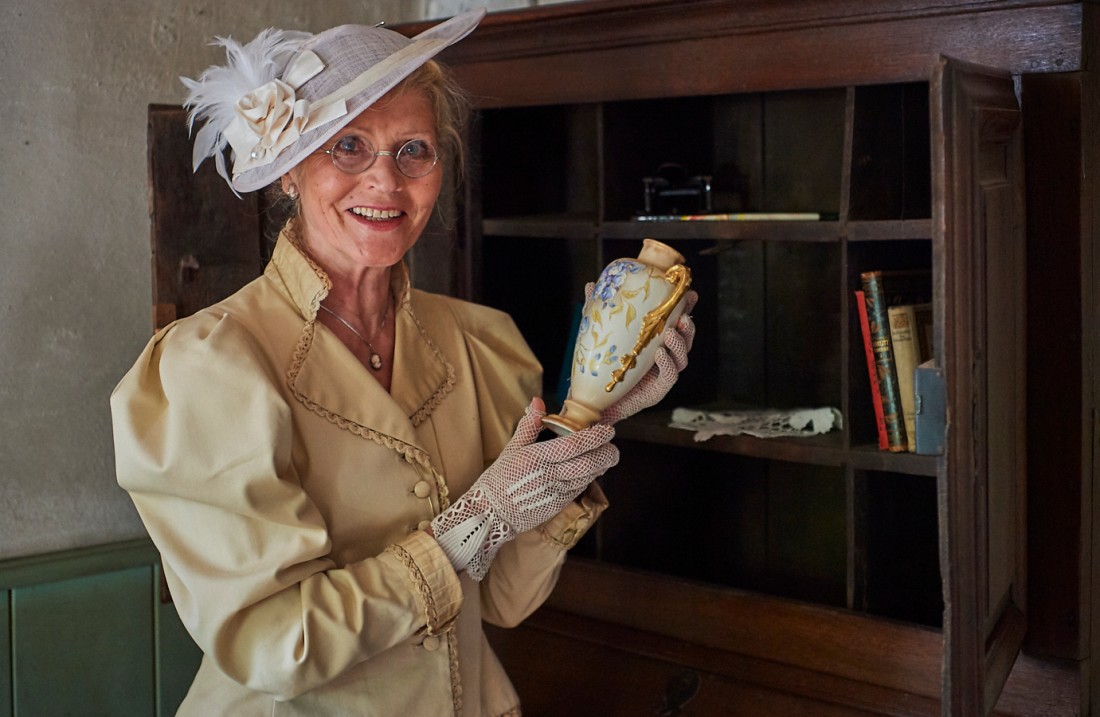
[
  {"x1": 155, "y1": 563, "x2": 202, "y2": 717},
  {"x1": 932, "y1": 57, "x2": 1027, "y2": 715},
  {"x1": 765, "y1": 241, "x2": 842, "y2": 407},
  {"x1": 547, "y1": 559, "x2": 945, "y2": 704},
  {"x1": 1087, "y1": 7, "x2": 1100, "y2": 713},
  {"x1": 536, "y1": 562, "x2": 1075, "y2": 715},
  {"x1": 1020, "y1": 72, "x2": 1086, "y2": 660},
  {"x1": 148, "y1": 105, "x2": 265, "y2": 329},
  {"x1": 1, "y1": 591, "x2": 10, "y2": 717},
  {"x1": 766, "y1": 463, "x2": 847, "y2": 605},
  {"x1": 863, "y1": 471, "x2": 943, "y2": 627},
  {"x1": 12, "y1": 566, "x2": 154, "y2": 715},
  {"x1": 0, "y1": 539, "x2": 159, "y2": 591},
  {"x1": 441, "y1": 2, "x2": 1081, "y2": 106},
  {"x1": 486, "y1": 609, "x2": 891, "y2": 716}
]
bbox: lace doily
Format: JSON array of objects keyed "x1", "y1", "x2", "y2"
[{"x1": 669, "y1": 407, "x2": 842, "y2": 441}]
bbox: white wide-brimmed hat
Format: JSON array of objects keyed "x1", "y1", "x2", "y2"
[{"x1": 182, "y1": 7, "x2": 485, "y2": 194}]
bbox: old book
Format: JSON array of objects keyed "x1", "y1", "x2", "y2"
[
  {"x1": 913, "y1": 302, "x2": 933, "y2": 360},
  {"x1": 888, "y1": 304, "x2": 921, "y2": 452},
  {"x1": 914, "y1": 359, "x2": 945, "y2": 455},
  {"x1": 855, "y1": 290, "x2": 888, "y2": 449},
  {"x1": 860, "y1": 271, "x2": 907, "y2": 452}
]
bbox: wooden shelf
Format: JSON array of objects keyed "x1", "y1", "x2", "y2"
[
  {"x1": 483, "y1": 216, "x2": 932, "y2": 243},
  {"x1": 849, "y1": 444, "x2": 940, "y2": 476},
  {"x1": 482, "y1": 214, "x2": 597, "y2": 238},
  {"x1": 847, "y1": 219, "x2": 933, "y2": 241},
  {"x1": 618, "y1": 410, "x2": 939, "y2": 476},
  {"x1": 616, "y1": 410, "x2": 849, "y2": 467},
  {"x1": 601, "y1": 219, "x2": 844, "y2": 242}
]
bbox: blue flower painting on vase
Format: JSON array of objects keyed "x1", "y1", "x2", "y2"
[{"x1": 575, "y1": 259, "x2": 649, "y2": 380}]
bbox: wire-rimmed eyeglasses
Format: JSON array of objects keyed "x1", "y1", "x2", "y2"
[{"x1": 322, "y1": 134, "x2": 439, "y2": 178}]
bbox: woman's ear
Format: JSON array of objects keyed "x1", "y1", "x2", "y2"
[{"x1": 280, "y1": 174, "x2": 299, "y2": 200}]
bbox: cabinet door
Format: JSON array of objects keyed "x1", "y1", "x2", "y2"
[{"x1": 932, "y1": 57, "x2": 1027, "y2": 715}]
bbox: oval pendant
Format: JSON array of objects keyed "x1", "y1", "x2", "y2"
[{"x1": 369, "y1": 352, "x2": 383, "y2": 370}]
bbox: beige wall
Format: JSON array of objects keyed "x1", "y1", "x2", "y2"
[{"x1": 0, "y1": 0, "x2": 577, "y2": 560}]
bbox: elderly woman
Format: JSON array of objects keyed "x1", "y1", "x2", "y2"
[{"x1": 112, "y1": 8, "x2": 694, "y2": 717}]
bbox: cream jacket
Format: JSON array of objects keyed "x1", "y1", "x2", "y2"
[{"x1": 111, "y1": 234, "x2": 607, "y2": 717}]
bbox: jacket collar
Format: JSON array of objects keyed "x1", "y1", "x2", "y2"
[{"x1": 269, "y1": 227, "x2": 454, "y2": 450}]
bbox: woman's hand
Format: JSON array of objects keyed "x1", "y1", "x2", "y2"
[
  {"x1": 430, "y1": 398, "x2": 618, "y2": 580},
  {"x1": 599, "y1": 289, "x2": 697, "y2": 426}
]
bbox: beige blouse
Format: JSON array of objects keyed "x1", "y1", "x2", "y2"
[{"x1": 111, "y1": 232, "x2": 607, "y2": 717}]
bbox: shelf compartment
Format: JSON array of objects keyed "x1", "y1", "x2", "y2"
[
  {"x1": 848, "y1": 83, "x2": 932, "y2": 221},
  {"x1": 597, "y1": 440, "x2": 848, "y2": 607},
  {"x1": 599, "y1": 237, "x2": 845, "y2": 412},
  {"x1": 602, "y1": 90, "x2": 846, "y2": 221},
  {"x1": 846, "y1": 239, "x2": 934, "y2": 452},
  {"x1": 479, "y1": 103, "x2": 598, "y2": 220},
  {"x1": 855, "y1": 469, "x2": 944, "y2": 627}
]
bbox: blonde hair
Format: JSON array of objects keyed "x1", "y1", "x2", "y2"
[{"x1": 397, "y1": 59, "x2": 472, "y2": 179}]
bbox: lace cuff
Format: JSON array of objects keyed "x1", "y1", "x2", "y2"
[{"x1": 431, "y1": 489, "x2": 516, "y2": 581}]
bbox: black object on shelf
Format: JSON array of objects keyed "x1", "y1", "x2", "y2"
[{"x1": 642, "y1": 163, "x2": 713, "y2": 215}]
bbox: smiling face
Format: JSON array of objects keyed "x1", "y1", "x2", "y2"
[{"x1": 282, "y1": 87, "x2": 443, "y2": 280}]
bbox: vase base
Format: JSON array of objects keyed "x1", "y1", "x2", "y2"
[
  {"x1": 542, "y1": 413, "x2": 584, "y2": 436},
  {"x1": 542, "y1": 399, "x2": 602, "y2": 437}
]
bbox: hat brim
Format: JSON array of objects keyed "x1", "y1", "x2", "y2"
[{"x1": 230, "y1": 7, "x2": 485, "y2": 193}]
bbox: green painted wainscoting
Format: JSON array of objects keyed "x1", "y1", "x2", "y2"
[{"x1": 0, "y1": 539, "x2": 202, "y2": 717}]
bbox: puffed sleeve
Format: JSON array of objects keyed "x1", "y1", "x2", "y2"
[{"x1": 111, "y1": 313, "x2": 462, "y2": 700}]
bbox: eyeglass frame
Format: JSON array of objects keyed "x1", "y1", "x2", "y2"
[{"x1": 320, "y1": 134, "x2": 441, "y2": 179}]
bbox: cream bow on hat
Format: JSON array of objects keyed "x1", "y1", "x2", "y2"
[{"x1": 182, "y1": 8, "x2": 485, "y2": 194}]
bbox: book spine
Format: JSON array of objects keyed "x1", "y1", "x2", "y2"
[
  {"x1": 888, "y1": 304, "x2": 921, "y2": 452},
  {"x1": 855, "y1": 290, "x2": 888, "y2": 450},
  {"x1": 860, "y1": 271, "x2": 908, "y2": 452}
]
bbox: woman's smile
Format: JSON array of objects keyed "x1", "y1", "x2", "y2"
[{"x1": 285, "y1": 88, "x2": 443, "y2": 277}]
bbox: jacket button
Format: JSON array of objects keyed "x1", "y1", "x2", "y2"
[
  {"x1": 413, "y1": 480, "x2": 432, "y2": 498},
  {"x1": 422, "y1": 635, "x2": 441, "y2": 651}
]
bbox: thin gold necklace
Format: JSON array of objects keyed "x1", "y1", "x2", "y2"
[{"x1": 319, "y1": 302, "x2": 389, "y2": 371}]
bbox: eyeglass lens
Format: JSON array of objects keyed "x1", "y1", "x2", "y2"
[{"x1": 326, "y1": 135, "x2": 438, "y2": 178}]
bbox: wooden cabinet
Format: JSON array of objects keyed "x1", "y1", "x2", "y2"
[
  {"x1": 144, "y1": 2, "x2": 1096, "y2": 714},
  {"x1": 415, "y1": 1, "x2": 1097, "y2": 714}
]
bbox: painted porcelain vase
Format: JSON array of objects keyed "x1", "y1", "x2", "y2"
[{"x1": 543, "y1": 239, "x2": 693, "y2": 436}]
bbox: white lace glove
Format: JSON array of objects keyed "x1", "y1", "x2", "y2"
[
  {"x1": 430, "y1": 398, "x2": 619, "y2": 580},
  {"x1": 599, "y1": 289, "x2": 698, "y2": 426}
]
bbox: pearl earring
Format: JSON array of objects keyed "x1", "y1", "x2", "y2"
[{"x1": 286, "y1": 185, "x2": 299, "y2": 200}]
